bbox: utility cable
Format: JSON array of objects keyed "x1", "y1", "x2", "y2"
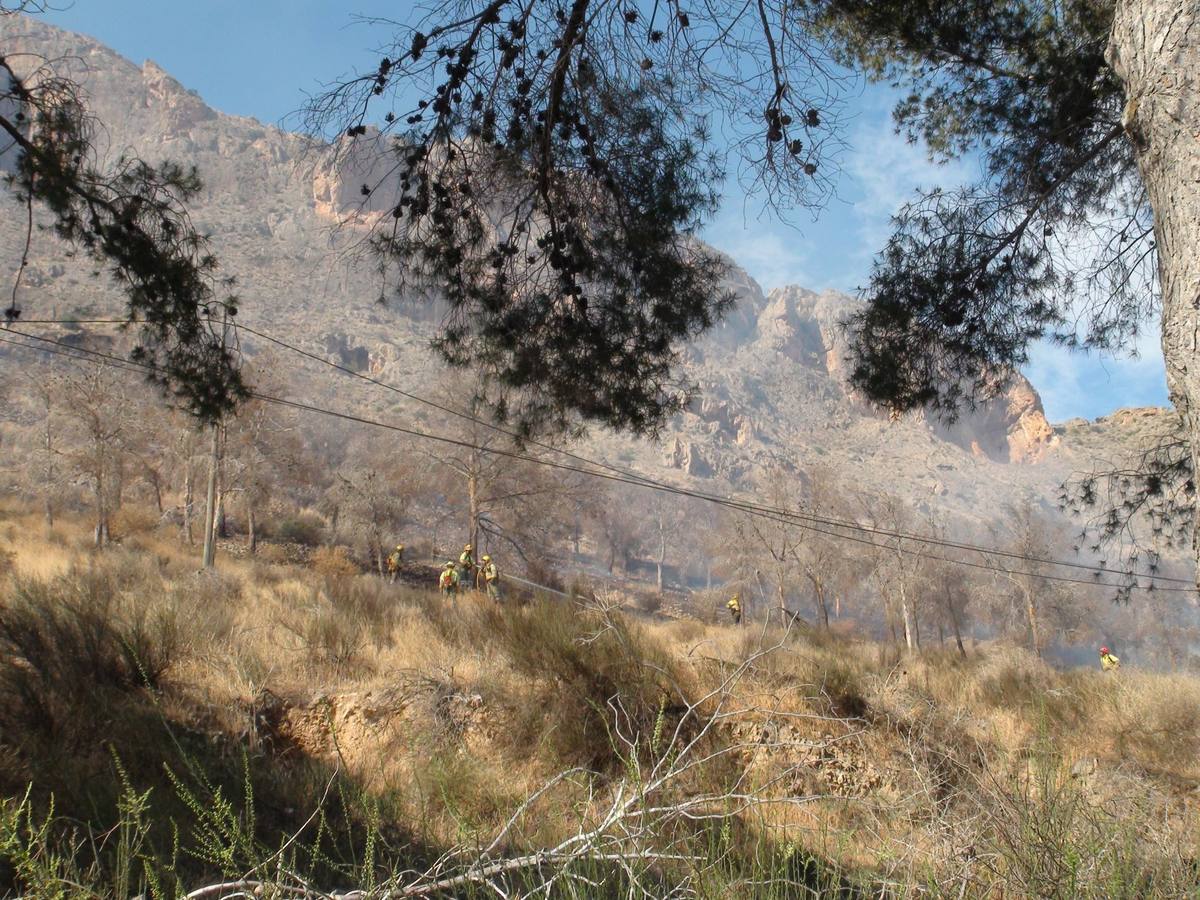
[
  {"x1": 6, "y1": 316, "x2": 1186, "y2": 587},
  {"x1": 1, "y1": 327, "x2": 1191, "y2": 594}
]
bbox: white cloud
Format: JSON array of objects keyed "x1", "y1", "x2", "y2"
[
  {"x1": 702, "y1": 215, "x2": 813, "y2": 293},
  {"x1": 839, "y1": 96, "x2": 975, "y2": 276},
  {"x1": 1024, "y1": 329, "x2": 1169, "y2": 422}
]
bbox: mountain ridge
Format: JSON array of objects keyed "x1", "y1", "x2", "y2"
[{"x1": 0, "y1": 14, "x2": 1179, "y2": 555}]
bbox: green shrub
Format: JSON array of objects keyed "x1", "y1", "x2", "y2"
[
  {"x1": 0, "y1": 569, "x2": 179, "y2": 741},
  {"x1": 428, "y1": 600, "x2": 686, "y2": 771},
  {"x1": 273, "y1": 513, "x2": 326, "y2": 546}
]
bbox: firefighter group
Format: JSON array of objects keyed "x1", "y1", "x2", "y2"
[
  {"x1": 385, "y1": 541, "x2": 500, "y2": 599},
  {"x1": 432, "y1": 544, "x2": 502, "y2": 600},
  {"x1": 388, "y1": 542, "x2": 1124, "y2": 671}
]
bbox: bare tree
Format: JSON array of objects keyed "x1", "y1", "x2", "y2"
[
  {"x1": 422, "y1": 373, "x2": 588, "y2": 567},
  {"x1": 221, "y1": 356, "x2": 306, "y2": 554},
  {"x1": 990, "y1": 499, "x2": 1079, "y2": 657},
  {"x1": 589, "y1": 483, "x2": 642, "y2": 575},
  {"x1": 643, "y1": 491, "x2": 691, "y2": 594},
  {"x1": 861, "y1": 493, "x2": 922, "y2": 651},
  {"x1": 45, "y1": 362, "x2": 145, "y2": 546},
  {"x1": 332, "y1": 440, "x2": 421, "y2": 576},
  {"x1": 17, "y1": 370, "x2": 60, "y2": 528}
]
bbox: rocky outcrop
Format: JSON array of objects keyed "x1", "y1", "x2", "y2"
[
  {"x1": 1002, "y1": 379, "x2": 1058, "y2": 463},
  {"x1": 312, "y1": 129, "x2": 403, "y2": 221},
  {"x1": 663, "y1": 438, "x2": 713, "y2": 477},
  {"x1": 754, "y1": 286, "x2": 837, "y2": 371},
  {"x1": 931, "y1": 375, "x2": 1058, "y2": 463},
  {"x1": 140, "y1": 60, "x2": 216, "y2": 132},
  {"x1": 686, "y1": 395, "x2": 758, "y2": 448},
  {"x1": 323, "y1": 333, "x2": 371, "y2": 372}
]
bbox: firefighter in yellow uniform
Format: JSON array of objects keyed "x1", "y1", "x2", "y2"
[
  {"x1": 480, "y1": 555, "x2": 500, "y2": 601},
  {"x1": 1099, "y1": 646, "x2": 1121, "y2": 671},
  {"x1": 726, "y1": 593, "x2": 742, "y2": 625},
  {"x1": 386, "y1": 543, "x2": 405, "y2": 583},
  {"x1": 438, "y1": 561, "x2": 459, "y2": 597},
  {"x1": 458, "y1": 544, "x2": 476, "y2": 586}
]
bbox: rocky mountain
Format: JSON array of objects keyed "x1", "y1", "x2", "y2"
[{"x1": 0, "y1": 16, "x2": 1179, "y2": 552}]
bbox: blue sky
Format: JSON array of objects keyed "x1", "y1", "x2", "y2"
[{"x1": 38, "y1": 0, "x2": 1170, "y2": 422}]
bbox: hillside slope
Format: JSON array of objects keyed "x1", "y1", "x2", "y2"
[
  {"x1": 0, "y1": 15, "x2": 1183, "y2": 560},
  {"x1": 0, "y1": 512, "x2": 1197, "y2": 896}
]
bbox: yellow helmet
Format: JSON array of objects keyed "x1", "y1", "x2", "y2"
[
  {"x1": 464, "y1": 543, "x2": 472, "y2": 551},
  {"x1": 444, "y1": 561, "x2": 455, "y2": 568},
  {"x1": 482, "y1": 554, "x2": 491, "y2": 561}
]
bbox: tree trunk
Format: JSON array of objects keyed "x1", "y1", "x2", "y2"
[
  {"x1": 468, "y1": 468, "x2": 480, "y2": 554},
  {"x1": 898, "y1": 588, "x2": 914, "y2": 651},
  {"x1": 656, "y1": 523, "x2": 666, "y2": 592},
  {"x1": 895, "y1": 547, "x2": 915, "y2": 652},
  {"x1": 881, "y1": 590, "x2": 898, "y2": 643},
  {"x1": 182, "y1": 463, "x2": 194, "y2": 545},
  {"x1": 42, "y1": 413, "x2": 54, "y2": 529},
  {"x1": 93, "y1": 473, "x2": 106, "y2": 548},
  {"x1": 247, "y1": 505, "x2": 257, "y2": 555},
  {"x1": 1024, "y1": 589, "x2": 1042, "y2": 658},
  {"x1": 202, "y1": 425, "x2": 219, "y2": 568},
  {"x1": 945, "y1": 586, "x2": 966, "y2": 659},
  {"x1": 807, "y1": 570, "x2": 830, "y2": 629},
  {"x1": 149, "y1": 472, "x2": 164, "y2": 515},
  {"x1": 1108, "y1": 0, "x2": 1200, "y2": 574}
]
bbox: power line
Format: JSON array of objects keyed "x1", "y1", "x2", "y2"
[
  {"x1": 234, "y1": 322, "x2": 1181, "y2": 584},
  {"x1": 6, "y1": 316, "x2": 1187, "y2": 587},
  {"x1": 0, "y1": 326, "x2": 1191, "y2": 594},
  {"x1": 2, "y1": 322, "x2": 1186, "y2": 591}
]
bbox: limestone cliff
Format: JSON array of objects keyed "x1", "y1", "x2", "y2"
[{"x1": 0, "y1": 15, "x2": 1166, "y2": 536}]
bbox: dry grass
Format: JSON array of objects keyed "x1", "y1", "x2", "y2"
[{"x1": 0, "y1": 504, "x2": 1198, "y2": 895}]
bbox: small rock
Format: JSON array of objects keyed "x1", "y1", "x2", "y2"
[{"x1": 1070, "y1": 757, "x2": 1097, "y2": 779}]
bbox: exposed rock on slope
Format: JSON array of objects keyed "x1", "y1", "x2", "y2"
[{"x1": 0, "y1": 16, "x2": 1171, "y2": 543}]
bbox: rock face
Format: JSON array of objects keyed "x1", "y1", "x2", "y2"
[
  {"x1": 0, "y1": 15, "x2": 1171, "y2": 540},
  {"x1": 730, "y1": 284, "x2": 1060, "y2": 464},
  {"x1": 663, "y1": 438, "x2": 713, "y2": 477},
  {"x1": 933, "y1": 376, "x2": 1059, "y2": 464},
  {"x1": 312, "y1": 130, "x2": 403, "y2": 222},
  {"x1": 140, "y1": 60, "x2": 217, "y2": 131}
]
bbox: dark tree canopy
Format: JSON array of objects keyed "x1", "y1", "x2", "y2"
[
  {"x1": 1, "y1": 2, "x2": 245, "y2": 423},
  {"x1": 825, "y1": 0, "x2": 1152, "y2": 417},
  {"x1": 814, "y1": 0, "x2": 1196, "y2": 567},
  {"x1": 1059, "y1": 413, "x2": 1193, "y2": 579},
  {"x1": 307, "y1": 0, "x2": 848, "y2": 436}
]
